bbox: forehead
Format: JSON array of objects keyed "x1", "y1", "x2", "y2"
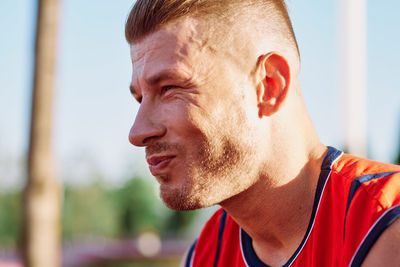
[{"x1": 130, "y1": 18, "x2": 211, "y2": 81}]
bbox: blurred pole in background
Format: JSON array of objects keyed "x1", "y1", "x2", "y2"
[
  {"x1": 340, "y1": 0, "x2": 368, "y2": 157},
  {"x1": 23, "y1": 0, "x2": 61, "y2": 266}
]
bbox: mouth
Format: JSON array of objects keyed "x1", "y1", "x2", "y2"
[{"x1": 146, "y1": 155, "x2": 176, "y2": 176}]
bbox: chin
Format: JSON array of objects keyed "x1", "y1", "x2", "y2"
[
  {"x1": 160, "y1": 185, "x2": 211, "y2": 211},
  {"x1": 161, "y1": 191, "x2": 200, "y2": 211}
]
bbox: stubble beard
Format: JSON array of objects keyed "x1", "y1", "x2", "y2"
[{"x1": 161, "y1": 134, "x2": 258, "y2": 211}]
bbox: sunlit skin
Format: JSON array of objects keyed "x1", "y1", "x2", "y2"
[
  {"x1": 129, "y1": 18, "x2": 264, "y2": 210},
  {"x1": 128, "y1": 16, "x2": 400, "y2": 267}
]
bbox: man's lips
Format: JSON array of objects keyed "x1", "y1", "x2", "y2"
[{"x1": 146, "y1": 155, "x2": 175, "y2": 176}]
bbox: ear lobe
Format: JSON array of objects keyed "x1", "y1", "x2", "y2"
[{"x1": 256, "y1": 52, "x2": 291, "y2": 118}]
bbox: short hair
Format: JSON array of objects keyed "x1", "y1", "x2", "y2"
[{"x1": 125, "y1": 0, "x2": 299, "y2": 57}]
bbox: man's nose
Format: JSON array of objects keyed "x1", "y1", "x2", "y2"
[{"x1": 129, "y1": 102, "x2": 166, "y2": 147}]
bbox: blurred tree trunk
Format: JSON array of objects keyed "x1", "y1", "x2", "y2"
[{"x1": 23, "y1": 0, "x2": 61, "y2": 266}]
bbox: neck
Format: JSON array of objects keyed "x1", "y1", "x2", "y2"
[{"x1": 220, "y1": 142, "x2": 327, "y2": 266}]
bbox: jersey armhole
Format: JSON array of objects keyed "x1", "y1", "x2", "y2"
[
  {"x1": 349, "y1": 205, "x2": 400, "y2": 267},
  {"x1": 183, "y1": 239, "x2": 197, "y2": 267}
]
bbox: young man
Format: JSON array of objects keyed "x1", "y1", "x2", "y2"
[{"x1": 125, "y1": 0, "x2": 400, "y2": 266}]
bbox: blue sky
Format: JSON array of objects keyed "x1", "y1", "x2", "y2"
[{"x1": 0, "y1": 0, "x2": 399, "y2": 188}]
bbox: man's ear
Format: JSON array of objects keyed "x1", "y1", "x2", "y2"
[{"x1": 256, "y1": 52, "x2": 291, "y2": 118}]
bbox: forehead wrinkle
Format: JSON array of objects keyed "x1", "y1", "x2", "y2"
[
  {"x1": 131, "y1": 30, "x2": 169, "y2": 66},
  {"x1": 130, "y1": 17, "x2": 221, "y2": 95}
]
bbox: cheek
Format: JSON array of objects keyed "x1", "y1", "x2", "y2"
[
  {"x1": 160, "y1": 101, "x2": 202, "y2": 138},
  {"x1": 185, "y1": 103, "x2": 220, "y2": 137},
  {"x1": 159, "y1": 91, "x2": 242, "y2": 142}
]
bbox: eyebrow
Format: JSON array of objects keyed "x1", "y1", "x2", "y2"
[
  {"x1": 129, "y1": 70, "x2": 192, "y2": 96},
  {"x1": 146, "y1": 70, "x2": 189, "y2": 86}
]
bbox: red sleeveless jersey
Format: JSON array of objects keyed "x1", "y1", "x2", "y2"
[{"x1": 184, "y1": 147, "x2": 400, "y2": 267}]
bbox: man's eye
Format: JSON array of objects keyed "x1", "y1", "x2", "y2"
[{"x1": 161, "y1": 85, "x2": 177, "y2": 93}]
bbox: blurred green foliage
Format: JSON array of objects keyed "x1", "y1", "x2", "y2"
[
  {"x1": 115, "y1": 177, "x2": 162, "y2": 237},
  {"x1": 0, "y1": 189, "x2": 21, "y2": 247},
  {"x1": 0, "y1": 176, "x2": 198, "y2": 247},
  {"x1": 62, "y1": 176, "x2": 198, "y2": 241},
  {"x1": 62, "y1": 181, "x2": 119, "y2": 239}
]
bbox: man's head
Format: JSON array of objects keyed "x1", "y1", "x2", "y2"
[{"x1": 126, "y1": 0, "x2": 305, "y2": 210}]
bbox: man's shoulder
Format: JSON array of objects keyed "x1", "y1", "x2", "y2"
[
  {"x1": 333, "y1": 152, "x2": 400, "y2": 181},
  {"x1": 332, "y1": 152, "x2": 400, "y2": 206}
]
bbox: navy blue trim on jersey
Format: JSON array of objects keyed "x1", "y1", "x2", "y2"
[
  {"x1": 350, "y1": 205, "x2": 400, "y2": 267},
  {"x1": 343, "y1": 171, "x2": 400, "y2": 240},
  {"x1": 321, "y1": 146, "x2": 343, "y2": 171},
  {"x1": 213, "y1": 210, "x2": 227, "y2": 267},
  {"x1": 185, "y1": 239, "x2": 197, "y2": 267},
  {"x1": 240, "y1": 146, "x2": 343, "y2": 267}
]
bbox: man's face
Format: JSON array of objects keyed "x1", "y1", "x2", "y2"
[{"x1": 129, "y1": 18, "x2": 263, "y2": 210}]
